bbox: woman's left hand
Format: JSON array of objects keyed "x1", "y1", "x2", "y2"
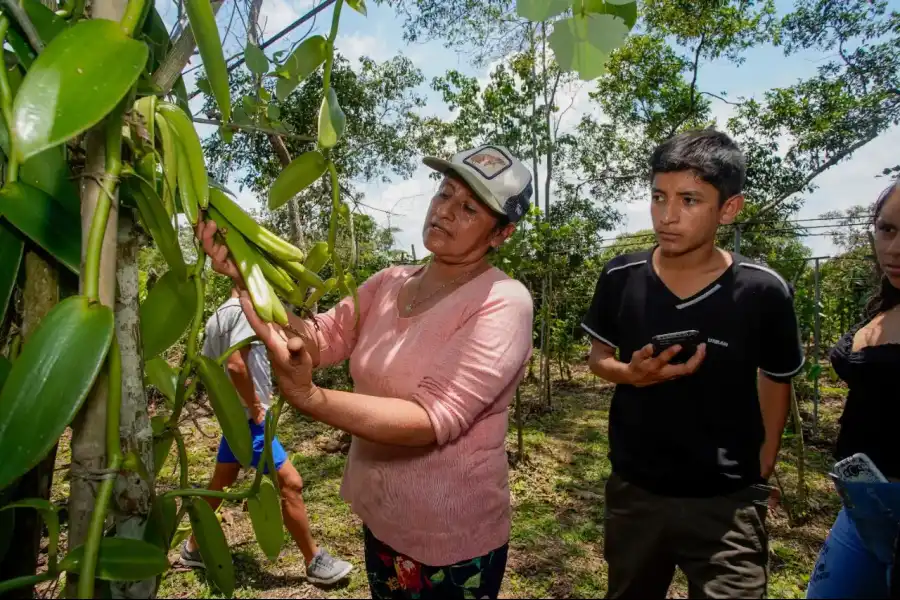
[{"x1": 237, "y1": 291, "x2": 318, "y2": 404}]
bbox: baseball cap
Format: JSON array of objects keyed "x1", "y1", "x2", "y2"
[{"x1": 423, "y1": 144, "x2": 533, "y2": 223}]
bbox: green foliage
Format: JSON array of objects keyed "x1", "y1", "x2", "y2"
[
  {"x1": 0, "y1": 182, "x2": 81, "y2": 274},
  {"x1": 12, "y1": 19, "x2": 148, "y2": 161},
  {"x1": 0, "y1": 296, "x2": 113, "y2": 491},
  {"x1": 247, "y1": 478, "x2": 284, "y2": 562},
  {"x1": 139, "y1": 269, "x2": 198, "y2": 359},
  {"x1": 60, "y1": 538, "x2": 170, "y2": 581},
  {"x1": 0, "y1": 224, "x2": 23, "y2": 327}
]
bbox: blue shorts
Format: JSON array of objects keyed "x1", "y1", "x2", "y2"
[{"x1": 216, "y1": 419, "x2": 287, "y2": 475}]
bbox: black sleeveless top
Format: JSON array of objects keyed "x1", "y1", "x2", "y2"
[{"x1": 832, "y1": 318, "x2": 900, "y2": 479}]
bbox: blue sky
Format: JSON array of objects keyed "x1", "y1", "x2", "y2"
[{"x1": 158, "y1": 0, "x2": 900, "y2": 259}]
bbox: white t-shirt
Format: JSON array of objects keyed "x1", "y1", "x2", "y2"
[{"x1": 201, "y1": 298, "x2": 273, "y2": 415}]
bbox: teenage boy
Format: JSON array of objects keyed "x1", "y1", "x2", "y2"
[
  {"x1": 180, "y1": 287, "x2": 353, "y2": 586},
  {"x1": 583, "y1": 129, "x2": 804, "y2": 599}
]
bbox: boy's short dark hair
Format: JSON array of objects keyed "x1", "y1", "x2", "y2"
[{"x1": 649, "y1": 129, "x2": 746, "y2": 203}]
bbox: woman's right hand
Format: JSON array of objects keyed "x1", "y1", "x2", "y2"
[{"x1": 196, "y1": 218, "x2": 243, "y2": 284}]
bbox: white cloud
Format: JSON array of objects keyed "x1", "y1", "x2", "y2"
[
  {"x1": 258, "y1": 0, "x2": 310, "y2": 40},
  {"x1": 338, "y1": 31, "x2": 393, "y2": 64}
]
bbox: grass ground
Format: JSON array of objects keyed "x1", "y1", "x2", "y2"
[{"x1": 46, "y1": 368, "x2": 845, "y2": 599}]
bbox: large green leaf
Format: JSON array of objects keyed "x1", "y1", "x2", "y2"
[
  {"x1": 139, "y1": 270, "x2": 198, "y2": 359},
  {"x1": 582, "y1": 0, "x2": 638, "y2": 29},
  {"x1": 0, "y1": 109, "x2": 79, "y2": 213},
  {"x1": 548, "y1": 13, "x2": 630, "y2": 80},
  {"x1": 317, "y1": 88, "x2": 346, "y2": 149},
  {"x1": 275, "y1": 35, "x2": 327, "y2": 101},
  {"x1": 516, "y1": 0, "x2": 570, "y2": 21},
  {"x1": 60, "y1": 538, "x2": 169, "y2": 581},
  {"x1": 183, "y1": 0, "x2": 231, "y2": 122},
  {"x1": 143, "y1": 495, "x2": 177, "y2": 551},
  {"x1": 7, "y1": 0, "x2": 68, "y2": 69},
  {"x1": 196, "y1": 356, "x2": 253, "y2": 467},
  {"x1": 268, "y1": 150, "x2": 326, "y2": 210},
  {"x1": 248, "y1": 478, "x2": 283, "y2": 562},
  {"x1": 187, "y1": 498, "x2": 234, "y2": 596},
  {"x1": 0, "y1": 296, "x2": 114, "y2": 491},
  {"x1": 0, "y1": 223, "x2": 24, "y2": 327},
  {"x1": 12, "y1": 19, "x2": 149, "y2": 161},
  {"x1": 0, "y1": 182, "x2": 80, "y2": 274},
  {"x1": 244, "y1": 42, "x2": 269, "y2": 76},
  {"x1": 144, "y1": 357, "x2": 177, "y2": 403},
  {"x1": 126, "y1": 181, "x2": 186, "y2": 279}
]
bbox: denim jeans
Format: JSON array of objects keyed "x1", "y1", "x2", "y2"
[{"x1": 806, "y1": 508, "x2": 892, "y2": 598}]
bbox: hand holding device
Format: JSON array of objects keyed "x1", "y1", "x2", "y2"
[{"x1": 626, "y1": 333, "x2": 706, "y2": 388}]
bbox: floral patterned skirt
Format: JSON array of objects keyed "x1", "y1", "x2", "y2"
[{"x1": 363, "y1": 526, "x2": 509, "y2": 599}]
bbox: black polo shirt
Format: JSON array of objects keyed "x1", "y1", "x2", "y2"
[{"x1": 582, "y1": 248, "x2": 804, "y2": 498}]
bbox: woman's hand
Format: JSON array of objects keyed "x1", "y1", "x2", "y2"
[
  {"x1": 237, "y1": 291, "x2": 318, "y2": 404},
  {"x1": 196, "y1": 218, "x2": 242, "y2": 284}
]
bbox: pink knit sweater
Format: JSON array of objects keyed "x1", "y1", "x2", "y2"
[{"x1": 312, "y1": 265, "x2": 533, "y2": 566}]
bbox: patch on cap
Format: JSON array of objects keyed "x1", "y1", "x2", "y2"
[{"x1": 462, "y1": 146, "x2": 512, "y2": 180}]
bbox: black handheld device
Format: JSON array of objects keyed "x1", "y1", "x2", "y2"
[{"x1": 651, "y1": 329, "x2": 700, "y2": 364}]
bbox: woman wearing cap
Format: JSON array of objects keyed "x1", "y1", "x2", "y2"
[{"x1": 197, "y1": 144, "x2": 534, "y2": 599}]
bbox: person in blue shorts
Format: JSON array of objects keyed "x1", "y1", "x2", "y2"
[{"x1": 180, "y1": 287, "x2": 353, "y2": 586}]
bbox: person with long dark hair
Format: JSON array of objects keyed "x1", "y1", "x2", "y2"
[{"x1": 806, "y1": 179, "x2": 900, "y2": 599}]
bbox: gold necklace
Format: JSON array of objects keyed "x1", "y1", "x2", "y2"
[{"x1": 404, "y1": 265, "x2": 480, "y2": 315}]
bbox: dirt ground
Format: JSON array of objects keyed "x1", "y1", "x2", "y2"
[{"x1": 42, "y1": 369, "x2": 844, "y2": 598}]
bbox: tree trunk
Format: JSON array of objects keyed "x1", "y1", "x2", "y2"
[
  {"x1": 0, "y1": 253, "x2": 59, "y2": 599},
  {"x1": 110, "y1": 211, "x2": 156, "y2": 599},
  {"x1": 67, "y1": 76, "x2": 123, "y2": 597}
]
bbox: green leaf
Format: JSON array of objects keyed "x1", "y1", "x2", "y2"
[
  {"x1": 187, "y1": 498, "x2": 234, "y2": 596},
  {"x1": 244, "y1": 42, "x2": 269, "y2": 75},
  {"x1": 275, "y1": 76, "x2": 298, "y2": 101},
  {"x1": 268, "y1": 150, "x2": 326, "y2": 210},
  {"x1": 581, "y1": 0, "x2": 638, "y2": 29},
  {"x1": 248, "y1": 478, "x2": 283, "y2": 562},
  {"x1": 266, "y1": 104, "x2": 281, "y2": 122},
  {"x1": 143, "y1": 495, "x2": 177, "y2": 552},
  {"x1": 152, "y1": 432, "x2": 174, "y2": 477},
  {"x1": 0, "y1": 182, "x2": 81, "y2": 274},
  {"x1": 282, "y1": 35, "x2": 327, "y2": 81},
  {"x1": 0, "y1": 90, "x2": 78, "y2": 214},
  {"x1": 0, "y1": 223, "x2": 24, "y2": 327},
  {"x1": 548, "y1": 13, "x2": 630, "y2": 80},
  {"x1": 258, "y1": 87, "x2": 271, "y2": 102},
  {"x1": 143, "y1": 7, "x2": 173, "y2": 72},
  {"x1": 145, "y1": 357, "x2": 177, "y2": 403},
  {"x1": 208, "y1": 176, "x2": 237, "y2": 198},
  {"x1": 0, "y1": 296, "x2": 114, "y2": 491},
  {"x1": 807, "y1": 363, "x2": 823, "y2": 382},
  {"x1": 12, "y1": 19, "x2": 148, "y2": 161},
  {"x1": 196, "y1": 356, "x2": 253, "y2": 467},
  {"x1": 125, "y1": 181, "x2": 186, "y2": 280},
  {"x1": 139, "y1": 270, "x2": 198, "y2": 359},
  {"x1": 220, "y1": 124, "x2": 234, "y2": 144},
  {"x1": 2, "y1": 498, "x2": 60, "y2": 563},
  {"x1": 317, "y1": 88, "x2": 346, "y2": 149},
  {"x1": 346, "y1": 0, "x2": 367, "y2": 15},
  {"x1": 60, "y1": 538, "x2": 169, "y2": 581},
  {"x1": 430, "y1": 570, "x2": 446, "y2": 584},
  {"x1": 7, "y1": 0, "x2": 68, "y2": 69},
  {"x1": 157, "y1": 102, "x2": 209, "y2": 210},
  {"x1": 196, "y1": 78, "x2": 212, "y2": 96},
  {"x1": 183, "y1": 0, "x2": 231, "y2": 122},
  {"x1": 516, "y1": 0, "x2": 569, "y2": 21},
  {"x1": 172, "y1": 76, "x2": 192, "y2": 116}
]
